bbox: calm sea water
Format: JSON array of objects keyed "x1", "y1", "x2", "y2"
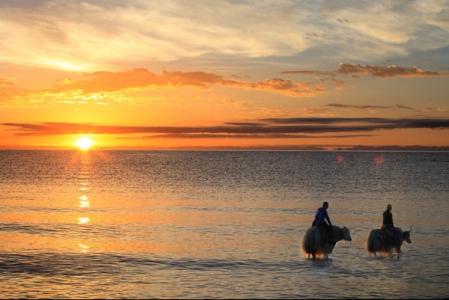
[{"x1": 0, "y1": 150, "x2": 448, "y2": 298}]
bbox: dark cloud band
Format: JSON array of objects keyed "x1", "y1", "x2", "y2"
[
  {"x1": 283, "y1": 64, "x2": 448, "y2": 78},
  {"x1": 327, "y1": 103, "x2": 414, "y2": 110},
  {"x1": 3, "y1": 117, "x2": 449, "y2": 138}
]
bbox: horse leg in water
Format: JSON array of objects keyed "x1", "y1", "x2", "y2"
[
  {"x1": 312, "y1": 253, "x2": 316, "y2": 260},
  {"x1": 396, "y1": 247, "x2": 401, "y2": 259}
]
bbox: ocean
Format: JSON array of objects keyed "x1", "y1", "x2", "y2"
[{"x1": 0, "y1": 150, "x2": 448, "y2": 298}]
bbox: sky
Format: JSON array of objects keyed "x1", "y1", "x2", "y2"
[{"x1": 1, "y1": 0, "x2": 449, "y2": 149}]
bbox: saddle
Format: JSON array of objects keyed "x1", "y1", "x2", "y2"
[
  {"x1": 380, "y1": 227, "x2": 400, "y2": 246},
  {"x1": 317, "y1": 226, "x2": 334, "y2": 246}
]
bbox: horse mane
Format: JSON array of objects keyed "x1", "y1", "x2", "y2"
[{"x1": 331, "y1": 225, "x2": 343, "y2": 240}]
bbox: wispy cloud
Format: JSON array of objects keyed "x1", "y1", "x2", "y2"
[
  {"x1": 53, "y1": 69, "x2": 328, "y2": 97},
  {"x1": 124, "y1": 133, "x2": 372, "y2": 139},
  {"x1": 327, "y1": 103, "x2": 414, "y2": 110},
  {"x1": 281, "y1": 70, "x2": 334, "y2": 76},
  {"x1": 1, "y1": 1, "x2": 449, "y2": 70},
  {"x1": 283, "y1": 64, "x2": 449, "y2": 79},
  {"x1": 0, "y1": 79, "x2": 25, "y2": 99},
  {"x1": 57, "y1": 69, "x2": 232, "y2": 92},
  {"x1": 3, "y1": 118, "x2": 448, "y2": 138},
  {"x1": 0, "y1": 68, "x2": 332, "y2": 105},
  {"x1": 336, "y1": 64, "x2": 448, "y2": 78}
]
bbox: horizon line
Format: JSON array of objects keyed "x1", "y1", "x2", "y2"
[{"x1": 1, "y1": 145, "x2": 449, "y2": 152}]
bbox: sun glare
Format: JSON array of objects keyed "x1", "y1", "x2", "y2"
[
  {"x1": 43, "y1": 59, "x2": 85, "y2": 72},
  {"x1": 75, "y1": 136, "x2": 94, "y2": 151}
]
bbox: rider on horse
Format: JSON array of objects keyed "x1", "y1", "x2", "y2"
[
  {"x1": 382, "y1": 204, "x2": 401, "y2": 245},
  {"x1": 312, "y1": 201, "x2": 333, "y2": 242}
]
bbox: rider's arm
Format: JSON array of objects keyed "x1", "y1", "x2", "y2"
[{"x1": 325, "y1": 210, "x2": 332, "y2": 226}]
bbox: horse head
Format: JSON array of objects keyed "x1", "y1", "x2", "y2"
[
  {"x1": 402, "y1": 230, "x2": 412, "y2": 244},
  {"x1": 342, "y1": 226, "x2": 352, "y2": 241}
]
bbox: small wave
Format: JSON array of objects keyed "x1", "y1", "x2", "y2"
[
  {"x1": 0, "y1": 223, "x2": 61, "y2": 235},
  {"x1": 0, "y1": 252, "x2": 305, "y2": 277},
  {"x1": 0, "y1": 222, "x2": 128, "y2": 238}
]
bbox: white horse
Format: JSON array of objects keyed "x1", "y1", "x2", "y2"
[
  {"x1": 302, "y1": 225, "x2": 352, "y2": 260},
  {"x1": 367, "y1": 227, "x2": 412, "y2": 258}
]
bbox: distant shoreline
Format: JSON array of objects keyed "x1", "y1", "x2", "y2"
[{"x1": 1, "y1": 146, "x2": 449, "y2": 152}]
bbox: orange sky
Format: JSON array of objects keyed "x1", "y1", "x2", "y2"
[{"x1": 1, "y1": 1, "x2": 448, "y2": 149}]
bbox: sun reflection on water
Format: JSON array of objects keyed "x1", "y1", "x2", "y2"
[
  {"x1": 78, "y1": 216, "x2": 90, "y2": 225},
  {"x1": 76, "y1": 152, "x2": 93, "y2": 255},
  {"x1": 78, "y1": 243, "x2": 91, "y2": 253},
  {"x1": 79, "y1": 195, "x2": 90, "y2": 208}
]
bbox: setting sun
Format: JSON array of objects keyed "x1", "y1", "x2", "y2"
[{"x1": 75, "y1": 136, "x2": 94, "y2": 151}]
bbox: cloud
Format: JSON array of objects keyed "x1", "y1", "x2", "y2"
[
  {"x1": 327, "y1": 103, "x2": 414, "y2": 110},
  {"x1": 239, "y1": 78, "x2": 324, "y2": 97},
  {"x1": 57, "y1": 69, "x2": 231, "y2": 93},
  {"x1": 283, "y1": 64, "x2": 449, "y2": 79},
  {"x1": 259, "y1": 117, "x2": 449, "y2": 129},
  {"x1": 336, "y1": 64, "x2": 447, "y2": 77},
  {"x1": 395, "y1": 104, "x2": 414, "y2": 110},
  {"x1": 0, "y1": 67, "x2": 331, "y2": 104},
  {"x1": 0, "y1": 79, "x2": 25, "y2": 99},
  {"x1": 3, "y1": 118, "x2": 448, "y2": 138},
  {"x1": 1, "y1": 1, "x2": 449, "y2": 70},
  {"x1": 127, "y1": 133, "x2": 372, "y2": 139},
  {"x1": 0, "y1": 0, "x2": 312, "y2": 70},
  {"x1": 54, "y1": 69, "x2": 326, "y2": 97},
  {"x1": 258, "y1": 117, "x2": 391, "y2": 125},
  {"x1": 281, "y1": 70, "x2": 334, "y2": 76}
]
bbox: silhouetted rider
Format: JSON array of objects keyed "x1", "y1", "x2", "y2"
[
  {"x1": 313, "y1": 201, "x2": 333, "y2": 242},
  {"x1": 382, "y1": 204, "x2": 400, "y2": 245},
  {"x1": 383, "y1": 204, "x2": 394, "y2": 228}
]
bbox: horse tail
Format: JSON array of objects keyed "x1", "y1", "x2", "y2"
[
  {"x1": 302, "y1": 227, "x2": 320, "y2": 255},
  {"x1": 367, "y1": 230, "x2": 376, "y2": 253}
]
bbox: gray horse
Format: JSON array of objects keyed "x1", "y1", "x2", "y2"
[
  {"x1": 367, "y1": 228, "x2": 412, "y2": 258},
  {"x1": 302, "y1": 225, "x2": 352, "y2": 260}
]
